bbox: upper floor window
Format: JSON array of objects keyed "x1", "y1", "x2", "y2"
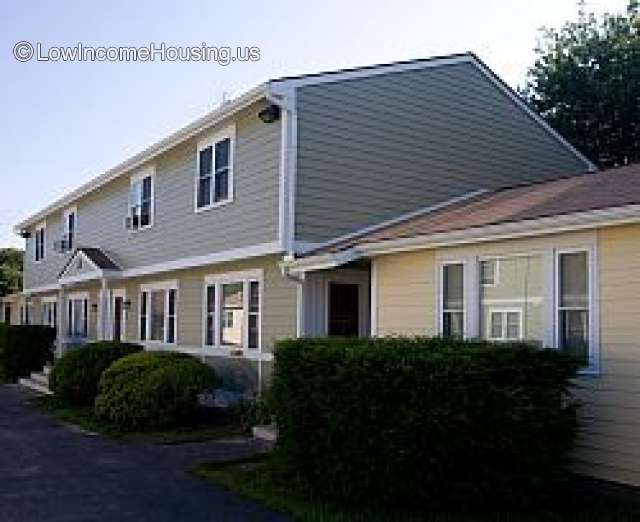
[
  {"x1": 34, "y1": 223, "x2": 45, "y2": 262},
  {"x1": 126, "y1": 169, "x2": 154, "y2": 231},
  {"x1": 196, "y1": 127, "x2": 234, "y2": 211},
  {"x1": 56, "y1": 207, "x2": 76, "y2": 253}
]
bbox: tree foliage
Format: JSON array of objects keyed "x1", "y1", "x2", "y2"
[
  {"x1": 0, "y1": 248, "x2": 23, "y2": 297},
  {"x1": 522, "y1": 1, "x2": 640, "y2": 167}
]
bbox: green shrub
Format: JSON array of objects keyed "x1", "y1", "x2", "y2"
[
  {"x1": 50, "y1": 341, "x2": 142, "y2": 406},
  {"x1": 271, "y1": 337, "x2": 581, "y2": 511},
  {"x1": 0, "y1": 324, "x2": 56, "y2": 381},
  {"x1": 94, "y1": 351, "x2": 219, "y2": 430}
]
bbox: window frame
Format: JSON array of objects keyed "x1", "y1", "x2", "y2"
[
  {"x1": 41, "y1": 296, "x2": 58, "y2": 328},
  {"x1": 480, "y1": 258, "x2": 499, "y2": 287},
  {"x1": 194, "y1": 125, "x2": 235, "y2": 213},
  {"x1": 34, "y1": 222, "x2": 46, "y2": 262},
  {"x1": 138, "y1": 280, "x2": 178, "y2": 345},
  {"x1": 61, "y1": 206, "x2": 77, "y2": 253},
  {"x1": 202, "y1": 269, "x2": 263, "y2": 355},
  {"x1": 67, "y1": 292, "x2": 89, "y2": 339},
  {"x1": 487, "y1": 308, "x2": 523, "y2": 341},
  {"x1": 438, "y1": 260, "x2": 466, "y2": 338},
  {"x1": 127, "y1": 167, "x2": 155, "y2": 233},
  {"x1": 555, "y1": 247, "x2": 597, "y2": 373}
]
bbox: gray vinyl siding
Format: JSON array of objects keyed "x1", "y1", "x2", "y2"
[
  {"x1": 23, "y1": 101, "x2": 280, "y2": 291},
  {"x1": 294, "y1": 61, "x2": 591, "y2": 243}
]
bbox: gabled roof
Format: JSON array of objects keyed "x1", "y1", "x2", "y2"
[
  {"x1": 15, "y1": 52, "x2": 594, "y2": 232},
  {"x1": 292, "y1": 163, "x2": 640, "y2": 268},
  {"x1": 59, "y1": 247, "x2": 120, "y2": 280}
]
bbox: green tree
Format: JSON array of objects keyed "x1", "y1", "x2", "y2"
[
  {"x1": 522, "y1": 1, "x2": 640, "y2": 167},
  {"x1": 0, "y1": 248, "x2": 23, "y2": 297}
]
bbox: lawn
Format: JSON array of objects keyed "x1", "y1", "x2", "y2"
[
  {"x1": 193, "y1": 455, "x2": 640, "y2": 522},
  {"x1": 31, "y1": 396, "x2": 247, "y2": 444}
]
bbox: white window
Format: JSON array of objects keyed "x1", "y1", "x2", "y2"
[
  {"x1": 480, "y1": 259, "x2": 498, "y2": 286},
  {"x1": 127, "y1": 169, "x2": 154, "y2": 231},
  {"x1": 139, "y1": 282, "x2": 177, "y2": 344},
  {"x1": 34, "y1": 223, "x2": 46, "y2": 262},
  {"x1": 440, "y1": 263, "x2": 464, "y2": 338},
  {"x1": 20, "y1": 303, "x2": 32, "y2": 325},
  {"x1": 62, "y1": 208, "x2": 76, "y2": 252},
  {"x1": 41, "y1": 300, "x2": 57, "y2": 328},
  {"x1": 196, "y1": 127, "x2": 234, "y2": 211},
  {"x1": 557, "y1": 251, "x2": 590, "y2": 360},
  {"x1": 67, "y1": 294, "x2": 88, "y2": 338},
  {"x1": 203, "y1": 270, "x2": 261, "y2": 352},
  {"x1": 488, "y1": 310, "x2": 522, "y2": 341}
]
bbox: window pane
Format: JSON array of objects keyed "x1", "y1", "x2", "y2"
[
  {"x1": 215, "y1": 138, "x2": 230, "y2": 168},
  {"x1": 560, "y1": 310, "x2": 589, "y2": 358},
  {"x1": 214, "y1": 169, "x2": 228, "y2": 202},
  {"x1": 490, "y1": 312, "x2": 503, "y2": 338},
  {"x1": 82, "y1": 300, "x2": 88, "y2": 337},
  {"x1": 506, "y1": 312, "x2": 520, "y2": 339},
  {"x1": 142, "y1": 176, "x2": 152, "y2": 200},
  {"x1": 443, "y1": 311, "x2": 464, "y2": 338},
  {"x1": 248, "y1": 315, "x2": 258, "y2": 349},
  {"x1": 221, "y1": 283, "x2": 244, "y2": 346},
  {"x1": 206, "y1": 285, "x2": 215, "y2": 346},
  {"x1": 198, "y1": 177, "x2": 211, "y2": 207},
  {"x1": 199, "y1": 146, "x2": 212, "y2": 176},
  {"x1": 140, "y1": 291, "x2": 147, "y2": 340},
  {"x1": 150, "y1": 291, "x2": 165, "y2": 341},
  {"x1": 480, "y1": 255, "x2": 544, "y2": 346},
  {"x1": 141, "y1": 202, "x2": 151, "y2": 227},
  {"x1": 167, "y1": 289, "x2": 176, "y2": 343},
  {"x1": 443, "y1": 264, "x2": 463, "y2": 311},
  {"x1": 560, "y1": 252, "x2": 588, "y2": 308},
  {"x1": 480, "y1": 260, "x2": 496, "y2": 285},
  {"x1": 249, "y1": 281, "x2": 259, "y2": 313}
]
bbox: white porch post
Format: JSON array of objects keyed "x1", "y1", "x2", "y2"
[{"x1": 97, "y1": 279, "x2": 109, "y2": 341}]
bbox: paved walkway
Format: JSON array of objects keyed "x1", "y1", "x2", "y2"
[{"x1": 0, "y1": 385, "x2": 289, "y2": 522}]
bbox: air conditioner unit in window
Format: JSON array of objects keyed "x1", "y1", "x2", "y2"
[{"x1": 53, "y1": 238, "x2": 69, "y2": 253}]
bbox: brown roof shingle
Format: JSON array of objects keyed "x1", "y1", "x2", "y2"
[{"x1": 312, "y1": 164, "x2": 640, "y2": 255}]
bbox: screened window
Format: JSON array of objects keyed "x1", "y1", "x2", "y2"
[
  {"x1": 67, "y1": 298, "x2": 87, "y2": 338},
  {"x1": 139, "y1": 286, "x2": 177, "y2": 344},
  {"x1": 128, "y1": 175, "x2": 153, "y2": 230},
  {"x1": 489, "y1": 310, "x2": 521, "y2": 340},
  {"x1": 558, "y1": 251, "x2": 589, "y2": 359},
  {"x1": 204, "y1": 276, "x2": 260, "y2": 350},
  {"x1": 196, "y1": 135, "x2": 232, "y2": 210},
  {"x1": 442, "y1": 263, "x2": 464, "y2": 338},
  {"x1": 480, "y1": 259, "x2": 497, "y2": 285},
  {"x1": 42, "y1": 302, "x2": 57, "y2": 328}
]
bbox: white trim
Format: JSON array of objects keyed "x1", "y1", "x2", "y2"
[
  {"x1": 138, "y1": 282, "x2": 178, "y2": 345},
  {"x1": 23, "y1": 283, "x2": 61, "y2": 295},
  {"x1": 122, "y1": 241, "x2": 281, "y2": 279},
  {"x1": 110, "y1": 288, "x2": 127, "y2": 342},
  {"x1": 470, "y1": 57, "x2": 596, "y2": 171},
  {"x1": 486, "y1": 308, "x2": 523, "y2": 341},
  {"x1": 66, "y1": 291, "x2": 90, "y2": 301},
  {"x1": 41, "y1": 295, "x2": 58, "y2": 303},
  {"x1": 140, "y1": 279, "x2": 178, "y2": 292},
  {"x1": 15, "y1": 85, "x2": 268, "y2": 232},
  {"x1": 60, "y1": 206, "x2": 77, "y2": 254},
  {"x1": 194, "y1": 124, "x2": 236, "y2": 213},
  {"x1": 480, "y1": 258, "x2": 499, "y2": 287},
  {"x1": 59, "y1": 269, "x2": 120, "y2": 286},
  {"x1": 437, "y1": 260, "x2": 467, "y2": 338},
  {"x1": 370, "y1": 258, "x2": 378, "y2": 336},
  {"x1": 34, "y1": 221, "x2": 46, "y2": 263},
  {"x1": 204, "y1": 268, "x2": 263, "y2": 285},
  {"x1": 127, "y1": 166, "x2": 156, "y2": 232}
]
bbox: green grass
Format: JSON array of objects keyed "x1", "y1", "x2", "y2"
[
  {"x1": 30, "y1": 396, "x2": 246, "y2": 444},
  {"x1": 193, "y1": 455, "x2": 640, "y2": 522}
]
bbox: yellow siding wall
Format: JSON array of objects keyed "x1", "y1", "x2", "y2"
[
  {"x1": 374, "y1": 227, "x2": 640, "y2": 487},
  {"x1": 572, "y1": 224, "x2": 640, "y2": 486},
  {"x1": 375, "y1": 250, "x2": 436, "y2": 336}
]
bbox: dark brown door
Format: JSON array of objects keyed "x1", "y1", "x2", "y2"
[
  {"x1": 328, "y1": 283, "x2": 359, "y2": 337},
  {"x1": 4, "y1": 305, "x2": 10, "y2": 324},
  {"x1": 113, "y1": 297, "x2": 123, "y2": 342}
]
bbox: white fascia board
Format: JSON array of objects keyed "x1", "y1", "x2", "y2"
[
  {"x1": 22, "y1": 283, "x2": 60, "y2": 296},
  {"x1": 15, "y1": 84, "x2": 268, "y2": 232}
]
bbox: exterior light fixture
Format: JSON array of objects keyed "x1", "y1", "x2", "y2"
[
  {"x1": 123, "y1": 299, "x2": 132, "y2": 311},
  {"x1": 19, "y1": 230, "x2": 31, "y2": 239},
  {"x1": 258, "y1": 104, "x2": 281, "y2": 123}
]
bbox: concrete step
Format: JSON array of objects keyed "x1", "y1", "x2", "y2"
[
  {"x1": 252, "y1": 424, "x2": 278, "y2": 443},
  {"x1": 19, "y1": 377, "x2": 53, "y2": 396},
  {"x1": 30, "y1": 372, "x2": 49, "y2": 387}
]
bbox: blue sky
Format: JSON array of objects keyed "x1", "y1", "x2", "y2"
[{"x1": 0, "y1": 0, "x2": 627, "y2": 248}]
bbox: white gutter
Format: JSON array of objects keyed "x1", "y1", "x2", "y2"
[{"x1": 15, "y1": 83, "x2": 269, "y2": 232}]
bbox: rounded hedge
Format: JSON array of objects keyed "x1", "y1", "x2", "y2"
[
  {"x1": 94, "y1": 351, "x2": 219, "y2": 430},
  {"x1": 50, "y1": 341, "x2": 142, "y2": 406},
  {"x1": 0, "y1": 324, "x2": 56, "y2": 381}
]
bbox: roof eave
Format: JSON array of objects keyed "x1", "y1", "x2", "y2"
[{"x1": 14, "y1": 83, "x2": 269, "y2": 232}]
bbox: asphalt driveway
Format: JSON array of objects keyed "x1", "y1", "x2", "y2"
[{"x1": 0, "y1": 385, "x2": 288, "y2": 522}]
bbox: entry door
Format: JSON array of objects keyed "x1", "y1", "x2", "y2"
[
  {"x1": 111, "y1": 290, "x2": 126, "y2": 342},
  {"x1": 4, "y1": 305, "x2": 10, "y2": 324},
  {"x1": 328, "y1": 282, "x2": 360, "y2": 337}
]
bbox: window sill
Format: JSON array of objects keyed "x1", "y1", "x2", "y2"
[
  {"x1": 195, "y1": 198, "x2": 233, "y2": 214},
  {"x1": 126, "y1": 223, "x2": 154, "y2": 235}
]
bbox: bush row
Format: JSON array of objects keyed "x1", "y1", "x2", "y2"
[
  {"x1": 0, "y1": 324, "x2": 55, "y2": 380},
  {"x1": 271, "y1": 337, "x2": 581, "y2": 510}
]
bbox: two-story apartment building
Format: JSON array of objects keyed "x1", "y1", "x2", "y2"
[{"x1": 2, "y1": 53, "x2": 593, "y2": 391}]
